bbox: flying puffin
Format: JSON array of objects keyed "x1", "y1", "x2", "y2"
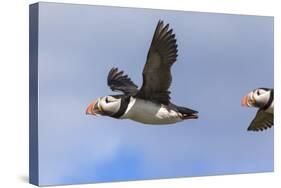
[
  {"x1": 241, "y1": 88, "x2": 274, "y2": 131},
  {"x1": 86, "y1": 20, "x2": 198, "y2": 125}
]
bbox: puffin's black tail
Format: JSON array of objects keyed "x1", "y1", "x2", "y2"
[
  {"x1": 177, "y1": 106, "x2": 198, "y2": 114},
  {"x1": 177, "y1": 106, "x2": 198, "y2": 119}
]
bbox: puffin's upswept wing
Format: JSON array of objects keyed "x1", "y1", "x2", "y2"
[
  {"x1": 137, "y1": 20, "x2": 178, "y2": 105},
  {"x1": 248, "y1": 110, "x2": 274, "y2": 131},
  {"x1": 107, "y1": 67, "x2": 138, "y2": 95}
]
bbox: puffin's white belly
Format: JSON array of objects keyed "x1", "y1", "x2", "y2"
[{"x1": 121, "y1": 97, "x2": 182, "y2": 125}]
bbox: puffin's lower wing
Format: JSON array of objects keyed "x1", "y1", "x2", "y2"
[{"x1": 248, "y1": 110, "x2": 273, "y2": 131}]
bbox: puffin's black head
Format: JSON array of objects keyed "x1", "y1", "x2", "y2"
[
  {"x1": 86, "y1": 95, "x2": 121, "y2": 116},
  {"x1": 241, "y1": 88, "x2": 273, "y2": 108}
]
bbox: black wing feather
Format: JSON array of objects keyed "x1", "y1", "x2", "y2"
[
  {"x1": 137, "y1": 20, "x2": 178, "y2": 104},
  {"x1": 247, "y1": 110, "x2": 274, "y2": 132},
  {"x1": 107, "y1": 67, "x2": 138, "y2": 95}
]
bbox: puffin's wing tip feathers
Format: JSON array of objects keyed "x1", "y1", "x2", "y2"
[
  {"x1": 151, "y1": 20, "x2": 178, "y2": 65},
  {"x1": 107, "y1": 67, "x2": 138, "y2": 95},
  {"x1": 247, "y1": 110, "x2": 274, "y2": 132}
]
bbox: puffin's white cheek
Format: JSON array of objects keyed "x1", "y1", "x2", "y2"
[
  {"x1": 102, "y1": 102, "x2": 121, "y2": 114},
  {"x1": 256, "y1": 94, "x2": 270, "y2": 104}
]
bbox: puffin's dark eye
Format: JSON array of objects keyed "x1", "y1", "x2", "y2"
[
  {"x1": 105, "y1": 97, "x2": 109, "y2": 103},
  {"x1": 257, "y1": 90, "x2": 260, "y2": 95}
]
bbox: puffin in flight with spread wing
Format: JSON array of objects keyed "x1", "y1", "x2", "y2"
[
  {"x1": 86, "y1": 20, "x2": 198, "y2": 125},
  {"x1": 241, "y1": 88, "x2": 274, "y2": 131}
]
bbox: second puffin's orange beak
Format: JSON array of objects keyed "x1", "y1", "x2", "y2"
[
  {"x1": 241, "y1": 95, "x2": 249, "y2": 107},
  {"x1": 86, "y1": 100, "x2": 98, "y2": 115}
]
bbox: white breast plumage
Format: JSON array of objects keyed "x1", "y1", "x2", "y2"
[{"x1": 121, "y1": 97, "x2": 182, "y2": 125}]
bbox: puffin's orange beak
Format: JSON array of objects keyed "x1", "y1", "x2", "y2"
[
  {"x1": 86, "y1": 100, "x2": 98, "y2": 115},
  {"x1": 242, "y1": 92, "x2": 256, "y2": 107},
  {"x1": 241, "y1": 95, "x2": 249, "y2": 107}
]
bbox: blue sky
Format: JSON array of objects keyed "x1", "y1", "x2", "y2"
[{"x1": 36, "y1": 2, "x2": 273, "y2": 186}]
